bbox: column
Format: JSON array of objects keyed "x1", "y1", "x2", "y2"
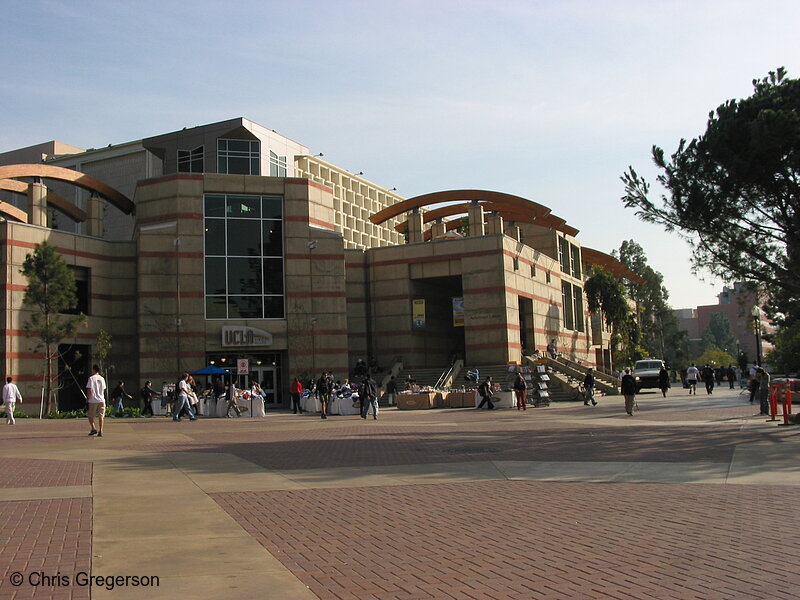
[
  {"x1": 407, "y1": 208, "x2": 424, "y2": 243},
  {"x1": 468, "y1": 200, "x2": 485, "y2": 237},
  {"x1": 87, "y1": 195, "x2": 103, "y2": 237},
  {"x1": 28, "y1": 180, "x2": 47, "y2": 226}
]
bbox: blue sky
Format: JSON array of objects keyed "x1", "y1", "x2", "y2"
[{"x1": 2, "y1": 0, "x2": 798, "y2": 309}]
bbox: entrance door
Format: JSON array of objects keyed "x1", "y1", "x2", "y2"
[{"x1": 248, "y1": 366, "x2": 278, "y2": 406}]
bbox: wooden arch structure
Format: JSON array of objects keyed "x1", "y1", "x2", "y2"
[
  {"x1": 370, "y1": 189, "x2": 579, "y2": 237},
  {"x1": 0, "y1": 179, "x2": 87, "y2": 222},
  {"x1": 0, "y1": 164, "x2": 134, "y2": 222},
  {"x1": 581, "y1": 246, "x2": 644, "y2": 284}
]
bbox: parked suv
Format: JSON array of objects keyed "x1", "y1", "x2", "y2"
[{"x1": 633, "y1": 359, "x2": 665, "y2": 393}]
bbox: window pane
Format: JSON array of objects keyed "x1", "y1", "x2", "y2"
[
  {"x1": 191, "y1": 156, "x2": 204, "y2": 173},
  {"x1": 205, "y1": 195, "x2": 225, "y2": 217},
  {"x1": 226, "y1": 195, "x2": 261, "y2": 218},
  {"x1": 205, "y1": 258, "x2": 227, "y2": 294},
  {"x1": 262, "y1": 221, "x2": 283, "y2": 256},
  {"x1": 262, "y1": 258, "x2": 283, "y2": 294},
  {"x1": 264, "y1": 296, "x2": 284, "y2": 319},
  {"x1": 262, "y1": 197, "x2": 282, "y2": 219},
  {"x1": 206, "y1": 296, "x2": 228, "y2": 319},
  {"x1": 227, "y1": 157, "x2": 251, "y2": 175},
  {"x1": 251, "y1": 158, "x2": 260, "y2": 175},
  {"x1": 227, "y1": 257, "x2": 262, "y2": 295},
  {"x1": 228, "y1": 296, "x2": 263, "y2": 319},
  {"x1": 217, "y1": 156, "x2": 226, "y2": 173},
  {"x1": 204, "y1": 219, "x2": 225, "y2": 255},
  {"x1": 227, "y1": 140, "x2": 251, "y2": 153},
  {"x1": 226, "y1": 219, "x2": 261, "y2": 256}
]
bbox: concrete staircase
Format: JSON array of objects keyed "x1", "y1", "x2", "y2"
[{"x1": 539, "y1": 355, "x2": 619, "y2": 396}]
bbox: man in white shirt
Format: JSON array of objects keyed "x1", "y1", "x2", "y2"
[
  {"x1": 86, "y1": 364, "x2": 107, "y2": 437},
  {"x1": 173, "y1": 372, "x2": 197, "y2": 422},
  {"x1": 685, "y1": 363, "x2": 700, "y2": 395},
  {"x1": 3, "y1": 376, "x2": 23, "y2": 425}
]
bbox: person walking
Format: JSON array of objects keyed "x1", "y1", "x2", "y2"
[
  {"x1": 583, "y1": 368, "x2": 597, "y2": 406},
  {"x1": 111, "y1": 380, "x2": 132, "y2": 417},
  {"x1": 727, "y1": 365, "x2": 736, "y2": 389},
  {"x1": 360, "y1": 374, "x2": 379, "y2": 420},
  {"x1": 547, "y1": 339, "x2": 558, "y2": 359},
  {"x1": 173, "y1": 372, "x2": 197, "y2": 422},
  {"x1": 513, "y1": 373, "x2": 527, "y2": 411},
  {"x1": 621, "y1": 368, "x2": 637, "y2": 416},
  {"x1": 86, "y1": 365, "x2": 107, "y2": 437},
  {"x1": 290, "y1": 377, "x2": 303, "y2": 414},
  {"x1": 139, "y1": 380, "x2": 156, "y2": 416},
  {"x1": 385, "y1": 376, "x2": 398, "y2": 406},
  {"x1": 3, "y1": 376, "x2": 23, "y2": 425},
  {"x1": 686, "y1": 363, "x2": 700, "y2": 395},
  {"x1": 702, "y1": 364, "x2": 715, "y2": 395},
  {"x1": 225, "y1": 380, "x2": 242, "y2": 417},
  {"x1": 658, "y1": 366, "x2": 671, "y2": 398},
  {"x1": 756, "y1": 368, "x2": 771, "y2": 416},
  {"x1": 316, "y1": 371, "x2": 331, "y2": 419},
  {"x1": 477, "y1": 376, "x2": 495, "y2": 410}
]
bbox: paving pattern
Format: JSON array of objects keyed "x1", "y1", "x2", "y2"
[
  {"x1": 0, "y1": 390, "x2": 797, "y2": 599},
  {"x1": 214, "y1": 481, "x2": 800, "y2": 600}
]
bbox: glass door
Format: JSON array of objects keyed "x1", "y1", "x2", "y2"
[{"x1": 248, "y1": 366, "x2": 278, "y2": 406}]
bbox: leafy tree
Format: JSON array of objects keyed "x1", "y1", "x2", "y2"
[
  {"x1": 614, "y1": 240, "x2": 684, "y2": 364},
  {"x1": 95, "y1": 329, "x2": 113, "y2": 383},
  {"x1": 584, "y1": 267, "x2": 634, "y2": 368},
  {"x1": 700, "y1": 313, "x2": 737, "y2": 355},
  {"x1": 20, "y1": 242, "x2": 85, "y2": 415},
  {"x1": 621, "y1": 68, "x2": 800, "y2": 321},
  {"x1": 766, "y1": 321, "x2": 800, "y2": 374},
  {"x1": 695, "y1": 348, "x2": 737, "y2": 368}
]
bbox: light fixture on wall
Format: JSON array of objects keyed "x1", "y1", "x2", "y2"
[
  {"x1": 307, "y1": 240, "x2": 317, "y2": 250},
  {"x1": 209, "y1": 360, "x2": 215, "y2": 365}
]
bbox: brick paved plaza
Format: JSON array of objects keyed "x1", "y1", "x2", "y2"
[{"x1": 1, "y1": 388, "x2": 798, "y2": 599}]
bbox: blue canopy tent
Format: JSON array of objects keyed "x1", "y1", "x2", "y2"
[{"x1": 191, "y1": 365, "x2": 229, "y2": 375}]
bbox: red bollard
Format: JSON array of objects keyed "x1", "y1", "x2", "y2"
[
  {"x1": 768, "y1": 384, "x2": 778, "y2": 421},
  {"x1": 781, "y1": 384, "x2": 793, "y2": 426}
]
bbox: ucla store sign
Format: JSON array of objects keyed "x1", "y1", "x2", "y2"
[{"x1": 221, "y1": 326, "x2": 273, "y2": 347}]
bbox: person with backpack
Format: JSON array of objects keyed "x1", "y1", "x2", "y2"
[
  {"x1": 360, "y1": 374, "x2": 379, "y2": 420},
  {"x1": 583, "y1": 368, "x2": 597, "y2": 406},
  {"x1": 316, "y1": 371, "x2": 331, "y2": 419},
  {"x1": 139, "y1": 381, "x2": 156, "y2": 416},
  {"x1": 513, "y1": 373, "x2": 527, "y2": 411},
  {"x1": 477, "y1": 376, "x2": 495, "y2": 410},
  {"x1": 111, "y1": 380, "x2": 132, "y2": 417}
]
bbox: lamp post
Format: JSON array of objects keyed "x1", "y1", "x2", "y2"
[
  {"x1": 751, "y1": 306, "x2": 762, "y2": 367},
  {"x1": 310, "y1": 317, "x2": 318, "y2": 376}
]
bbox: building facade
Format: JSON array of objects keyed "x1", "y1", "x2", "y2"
[{"x1": 1, "y1": 118, "x2": 636, "y2": 411}]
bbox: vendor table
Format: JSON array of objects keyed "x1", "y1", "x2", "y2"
[
  {"x1": 474, "y1": 390, "x2": 516, "y2": 408},
  {"x1": 330, "y1": 395, "x2": 361, "y2": 415},
  {"x1": 398, "y1": 392, "x2": 436, "y2": 410}
]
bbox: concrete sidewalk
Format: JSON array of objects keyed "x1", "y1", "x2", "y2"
[{"x1": 1, "y1": 392, "x2": 798, "y2": 599}]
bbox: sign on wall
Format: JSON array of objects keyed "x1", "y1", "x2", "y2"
[
  {"x1": 237, "y1": 358, "x2": 250, "y2": 375},
  {"x1": 412, "y1": 299, "x2": 426, "y2": 329},
  {"x1": 222, "y1": 326, "x2": 273, "y2": 347},
  {"x1": 452, "y1": 296, "x2": 464, "y2": 327}
]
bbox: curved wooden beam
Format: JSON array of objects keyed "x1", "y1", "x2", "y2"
[
  {"x1": 370, "y1": 189, "x2": 551, "y2": 226},
  {"x1": 394, "y1": 199, "x2": 579, "y2": 237},
  {"x1": 581, "y1": 246, "x2": 644, "y2": 284},
  {"x1": 0, "y1": 179, "x2": 87, "y2": 222},
  {"x1": 0, "y1": 200, "x2": 28, "y2": 223},
  {"x1": 0, "y1": 164, "x2": 134, "y2": 215}
]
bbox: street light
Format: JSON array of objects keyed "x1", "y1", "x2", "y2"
[{"x1": 751, "y1": 306, "x2": 762, "y2": 366}]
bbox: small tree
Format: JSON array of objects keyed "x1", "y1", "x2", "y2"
[
  {"x1": 20, "y1": 242, "x2": 84, "y2": 415},
  {"x1": 95, "y1": 329, "x2": 113, "y2": 386}
]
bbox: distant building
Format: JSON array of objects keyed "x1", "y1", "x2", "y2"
[{"x1": 674, "y1": 282, "x2": 774, "y2": 364}]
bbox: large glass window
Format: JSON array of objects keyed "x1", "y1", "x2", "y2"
[
  {"x1": 217, "y1": 139, "x2": 260, "y2": 175},
  {"x1": 204, "y1": 193, "x2": 284, "y2": 319},
  {"x1": 561, "y1": 282, "x2": 574, "y2": 330},
  {"x1": 558, "y1": 237, "x2": 570, "y2": 273},
  {"x1": 269, "y1": 150, "x2": 287, "y2": 177},
  {"x1": 178, "y1": 146, "x2": 204, "y2": 173}
]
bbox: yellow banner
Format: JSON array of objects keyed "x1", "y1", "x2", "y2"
[{"x1": 412, "y1": 299, "x2": 426, "y2": 329}]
